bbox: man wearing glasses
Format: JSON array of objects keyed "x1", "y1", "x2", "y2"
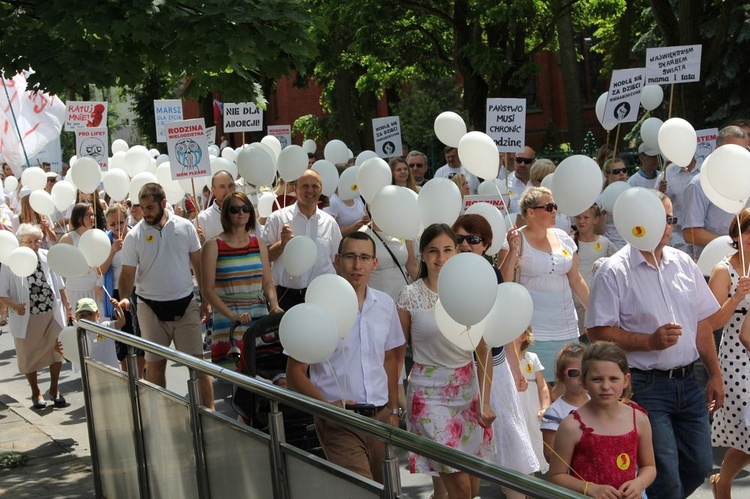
[
  {"x1": 406, "y1": 150, "x2": 429, "y2": 187},
  {"x1": 434, "y1": 146, "x2": 479, "y2": 194},
  {"x1": 287, "y1": 231, "x2": 404, "y2": 483},
  {"x1": 507, "y1": 146, "x2": 536, "y2": 213},
  {"x1": 197, "y1": 170, "x2": 236, "y2": 243},
  {"x1": 587, "y1": 190, "x2": 722, "y2": 499}
]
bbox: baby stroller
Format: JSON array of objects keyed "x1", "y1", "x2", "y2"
[{"x1": 230, "y1": 313, "x2": 322, "y2": 455}]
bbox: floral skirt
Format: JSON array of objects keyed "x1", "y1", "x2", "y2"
[{"x1": 406, "y1": 362, "x2": 494, "y2": 474}]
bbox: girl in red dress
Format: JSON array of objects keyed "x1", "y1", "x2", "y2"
[{"x1": 549, "y1": 342, "x2": 656, "y2": 499}]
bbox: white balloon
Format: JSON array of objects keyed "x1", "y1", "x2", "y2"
[
  {"x1": 111, "y1": 139, "x2": 129, "y2": 154},
  {"x1": 640, "y1": 85, "x2": 664, "y2": 111},
  {"x1": 370, "y1": 186, "x2": 421, "y2": 239},
  {"x1": 124, "y1": 145, "x2": 151, "y2": 177},
  {"x1": 324, "y1": 139, "x2": 349, "y2": 165},
  {"x1": 696, "y1": 235, "x2": 737, "y2": 277},
  {"x1": 29, "y1": 190, "x2": 55, "y2": 216},
  {"x1": 277, "y1": 145, "x2": 309, "y2": 182},
  {"x1": 109, "y1": 150, "x2": 127, "y2": 171},
  {"x1": 156, "y1": 163, "x2": 173, "y2": 185},
  {"x1": 640, "y1": 117, "x2": 663, "y2": 151},
  {"x1": 282, "y1": 236, "x2": 318, "y2": 277},
  {"x1": 418, "y1": 178, "x2": 463, "y2": 227},
  {"x1": 699, "y1": 158, "x2": 745, "y2": 214},
  {"x1": 302, "y1": 139, "x2": 317, "y2": 154},
  {"x1": 595, "y1": 92, "x2": 616, "y2": 131},
  {"x1": 458, "y1": 131, "x2": 499, "y2": 180},
  {"x1": 704, "y1": 144, "x2": 750, "y2": 202},
  {"x1": 221, "y1": 147, "x2": 237, "y2": 162},
  {"x1": 465, "y1": 202, "x2": 508, "y2": 255},
  {"x1": 69, "y1": 155, "x2": 78, "y2": 167},
  {"x1": 51, "y1": 180, "x2": 77, "y2": 212},
  {"x1": 434, "y1": 111, "x2": 467, "y2": 148},
  {"x1": 148, "y1": 148, "x2": 160, "y2": 158},
  {"x1": 156, "y1": 154, "x2": 170, "y2": 166},
  {"x1": 103, "y1": 168, "x2": 130, "y2": 201},
  {"x1": 210, "y1": 157, "x2": 238, "y2": 180},
  {"x1": 540, "y1": 172, "x2": 554, "y2": 190},
  {"x1": 435, "y1": 298, "x2": 486, "y2": 351},
  {"x1": 348, "y1": 148, "x2": 354, "y2": 159},
  {"x1": 306, "y1": 274, "x2": 358, "y2": 339},
  {"x1": 261, "y1": 135, "x2": 282, "y2": 160},
  {"x1": 208, "y1": 145, "x2": 220, "y2": 157},
  {"x1": 165, "y1": 185, "x2": 185, "y2": 205},
  {"x1": 437, "y1": 253, "x2": 497, "y2": 326},
  {"x1": 4, "y1": 175, "x2": 18, "y2": 192},
  {"x1": 658, "y1": 118, "x2": 697, "y2": 167},
  {"x1": 8, "y1": 247, "x2": 38, "y2": 277},
  {"x1": 47, "y1": 244, "x2": 89, "y2": 278},
  {"x1": 279, "y1": 303, "x2": 339, "y2": 364},
  {"x1": 128, "y1": 172, "x2": 158, "y2": 204},
  {"x1": 21, "y1": 167, "x2": 47, "y2": 191},
  {"x1": 478, "y1": 179, "x2": 509, "y2": 196},
  {"x1": 0, "y1": 231, "x2": 19, "y2": 264},
  {"x1": 146, "y1": 157, "x2": 157, "y2": 175},
  {"x1": 613, "y1": 187, "x2": 666, "y2": 252},
  {"x1": 357, "y1": 157, "x2": 392, "y2": 203},
  {"x1": 337, "y1": 166, "x2": 360, "y2": 201},
  {"x1": 178, "y1": 175, "x2": 210, "y2": 197},
  {"x1": 599, "y1": 181, "x2": 631, "y2": 213},
  {"x1": 355, "y1": 150, "x2": 378, "y2": 167},
  {"x1": 311, "y1": 160, "x2": 340, "y2": 197},
  {"x1": 551, "y1": 155, "x2": 603, "y2": 216},
  {"x1": 236, "y1": 145, "x2": 276, "y2": 187},
  {"x1": 257, "y1": 191, "x2": 276, "y2": 218},
  {"x1": 71, "y1": 157, "x2": 102, "y2": 194},
  {"x1": 79, "y1": 229, "x2": 112, "y2": 267},
  {"x1": 482, "y1": 283, "x2": 534, "y2": 348}
]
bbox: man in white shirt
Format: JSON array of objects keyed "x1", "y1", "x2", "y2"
[
  {"x1": 197, "y1": 170, "x2": 235, "y2": 243},
  {"x1": 287, "y1": 231, "x2": 405, "y2": 483},
  {"x1": 628, "y1": 144, "x2": 660, "y2": 188},
  {"x1": 507, "y1": 146, "x2": 535, "y2": 214},
  {"x1": 262, "y1": 170, "x2": 341, "y2": 310},
  {"x1": 657, "y1": 157, "x2": 699, "y2": 254},
  {"x1": 434, "y1": 146, "x2": 479, "y2": 194}
]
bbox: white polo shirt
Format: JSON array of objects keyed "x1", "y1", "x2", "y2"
[
  {"x1": 197, "y1": 203, "x2": 222, "y2": 241},
  {"x1": 262, "y1": 203, "x2": 341, "y2": 289},
  {"x1": 308, "y1": 287, "x2": 405, "y2": 405},
  {"x1": 121, "y1": 214, "x2": 201, "y2": 301}
]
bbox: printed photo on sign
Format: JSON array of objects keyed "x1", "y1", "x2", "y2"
[
  {"x1": 65, "y1": 101, "x2": 108, "y2": 131},
  {"x1": 486, "y1": 98, "x2": 526, "y2": 152},
  {"x1": 645, "y1": 44, "x2": 702, "y2": 85},
  {"x1": 75, "y1": 127, "x2": 108, "y2": 169},
  {"x1": 166, "y1": 118, "x2": 211, "y2": 181},
  {"x1": 223, "y1": 103, "x2": 263, "y2": 133},
  {"x1": 372, "y1": 116, "x2": 402, "y2": 158},
  {"x1": 267, "y1": 125, "x2": 292, "y2": 149},
  {"x1": 154, "y1": 99, "x2": 184, "y2": 143},
  {"x1": 602, "y1": 68, "x2": 645, "y2": 131}
]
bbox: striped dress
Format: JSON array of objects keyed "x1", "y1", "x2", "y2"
[{"x1": 211, "y1": 235, "x2": 268, "y2": 368}]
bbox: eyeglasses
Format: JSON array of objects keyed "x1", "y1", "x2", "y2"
[
  {"x1": 515, "y1": 157, "x2": 534, "y2": 165},
  {"x1": 456, "y1": 234, "x2": 483, "y2": 245},
  {"x1": 530, "y1": 202, "x2": 558, "y2": 212},
  {"x1": 408, "y1": 163, "x2": 424, "y2": 168},
  {"x1": 85, "y1": 212, "x2": 95, "y2": 217},
  {"x1": 666, "y1": 215, "x2": 678, "y2": 225},
  {"x1": 20, "y1": 238, "x2": 42, "y2": 245},
  {"x1": 608, "y1": 167, "x2": 627, "y2": 175},
  {"x1": 339, "y1": 253, "x2": 374, "y2": 263},
  {"x1": 47, "y1": 178, "x2": 57, "y2": 184},
  {"x1": 564, "y1": 368, "x2": 581, "y2": 378},
  {"x1": 228, "y1": 204, "x2": 252, "y2": 215}
]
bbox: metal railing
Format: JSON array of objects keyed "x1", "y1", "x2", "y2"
[{"x1": 76, "y1": 319, "x2": 583, "y2": 498}]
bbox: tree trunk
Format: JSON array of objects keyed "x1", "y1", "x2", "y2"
[
  {"x1": 554, "y1": 0, "x2": 584, "y2": 150},
  {"x1": 333, "y1": 69, "x2": 362, "y2": 153}
]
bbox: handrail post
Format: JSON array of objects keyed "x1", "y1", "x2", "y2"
[
  {"x1": 76, "y1": 327, "x2": 103, "y2": 497},
  {"x1": 381, "y1": 442, "x2": 402, "y2": 498},
  {"x1": 187, "y1": 368, "x2": 210, "y2": 498},
  {"x1": 126, "y1": 346, "x2": 150, "y2": 499},
  {"x1": 268, "y1": 400, "x2": 289, "y2": 499}
]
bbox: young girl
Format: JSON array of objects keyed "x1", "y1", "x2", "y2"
[
  {"x1": 515, "y1": 328, "x2": 551, "y2": 473},
  {"x1": 550, "y1": 342, "x2": 656, "y2": 499},
  {"x1": 540, "y1": 343, "x2": 588, "y2": 465},
  {"x1": 573, "y1": 205, "x2": 616, "y2": 337}
]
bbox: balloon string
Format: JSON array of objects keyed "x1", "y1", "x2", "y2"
[
  {"x1": 738, "y1": 213, "x2": 747, "y2": 277},
  {"x1": 465, "y1": 326, "x2": 491, "y2": 417},
  {"x1": 326, "y1": 359, "x2": 346, "y2": 409},
  {"x1": 652, "y1": 251, "x2": 677, "y2": 323},
  {"x1": 98, "y1": 268, "x2": 113, "y2": 301}
]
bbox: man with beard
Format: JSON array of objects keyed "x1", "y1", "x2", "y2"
[{"x1": 119, "y1": 183, "x2": 214, "y2": 409}]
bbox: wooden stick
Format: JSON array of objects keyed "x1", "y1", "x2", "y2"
[
  {"x1": 668, "y1": 83, "x2": 675, "y2": 119},
  {"x1": 612, "y1": 124, "x2": 621, "y2": 159}
]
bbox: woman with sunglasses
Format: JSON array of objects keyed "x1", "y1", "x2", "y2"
[
  {"x1": 594, "y1": 157, "x2": 629, "y2": 250},
  {"x1": 499, "y1": 187, "x2": 589, "y2": 383},
  {"x1": 452, "y1": 215, "x2": 539, "y2": 497},
  {"x1": 397, "y1": 223, "x2": 495, "y2": 499},
  {"x1": 201, "y1": 192, "x2": 282, "y2": 368}
]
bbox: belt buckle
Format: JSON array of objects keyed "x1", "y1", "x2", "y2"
[{"x1": 668, "y1": 366, "x2": 683, "y2": 379}]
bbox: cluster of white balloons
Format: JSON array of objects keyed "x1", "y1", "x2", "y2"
[{"x1": 595, "y1": 84, "x2": 664, "y2": 132}]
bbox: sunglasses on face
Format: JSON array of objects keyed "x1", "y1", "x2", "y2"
[
  {"x1": 530, "y1": 202, "x2": 558, "y2": 212},
  {"x1": 666, "y1": 215, "x2": 678, "y2": 225},
  {"x1": 408, "y1": 163, "x2": 424, "y2": 168},
  {"x1": 564, "y1": 368, "x2": 581, "y2": 378},
  {"x1": 515, "y1": 157, "x2": 534, "y2": 165},
  {"x1": 47, "y1": 178, "x2": 56, "y2": 184},
  {"x1": 228, "y1": 205, "x2": 252, "y2": 215},
  {"x1": 456, "y1": 234, "x2": 483, "y2": 245},
  {"x1": 608, "y1": 167, "x2": 627, "y2": 175}
]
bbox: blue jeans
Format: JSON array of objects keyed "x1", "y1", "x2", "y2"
[{"x1": 630, "y1": 370, "x2": 712, "y2": 499}]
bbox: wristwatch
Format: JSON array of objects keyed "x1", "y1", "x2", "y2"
[{"x1": 389, "y1": 408, "x2": 402, "y2": 416}]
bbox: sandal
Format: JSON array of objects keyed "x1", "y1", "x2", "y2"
[
  {"x1": 49, "y1": 392, "x2": 67, "y2": 408},
  {"x1": 32, "y1": 396, "x2": 47, "y2": 409},
  {"x1": 710, "y1": 473, "x2": 720, "y2": 499}
]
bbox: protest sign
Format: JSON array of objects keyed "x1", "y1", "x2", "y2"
[
  {"x1": 205, "y1": 126, "x2": 216, "y2": 145},
  {"x1": 223, "y1": 103, "x2": 263, "y2": 133},
  {"x1": 372, "y1": 116, "x2": 402, "y2": 158},
  {"x1": 695, "y1": 127, "x2": 718, "y2": 169},
  {"x1": 462, "y1": 194, "x2": 508, "y2": 213},
  {"x1": 267, "y1": 125, "x2": 292, "y2": 149},
  {"x1": 75, "y1": 127, "x2": 108, "y2": 169},
  {"x1": 486, "y1": 98, "x2": 526, "y2": 152},
  {"x1": 646, "y1": 44, "x2": 702, "y2": 85},
  {"x1": 65, "y1": 101, "x2": 107, "y2": 130},
  {"x1": 602, "y1": 68, "x2": 645, "y2": 131},
  {"x1": 166, "y1": 119, "x2": 211, "y2": 181},
  {"x1": 154, "y1": 99, "x2": 183, "y2": 143}
]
